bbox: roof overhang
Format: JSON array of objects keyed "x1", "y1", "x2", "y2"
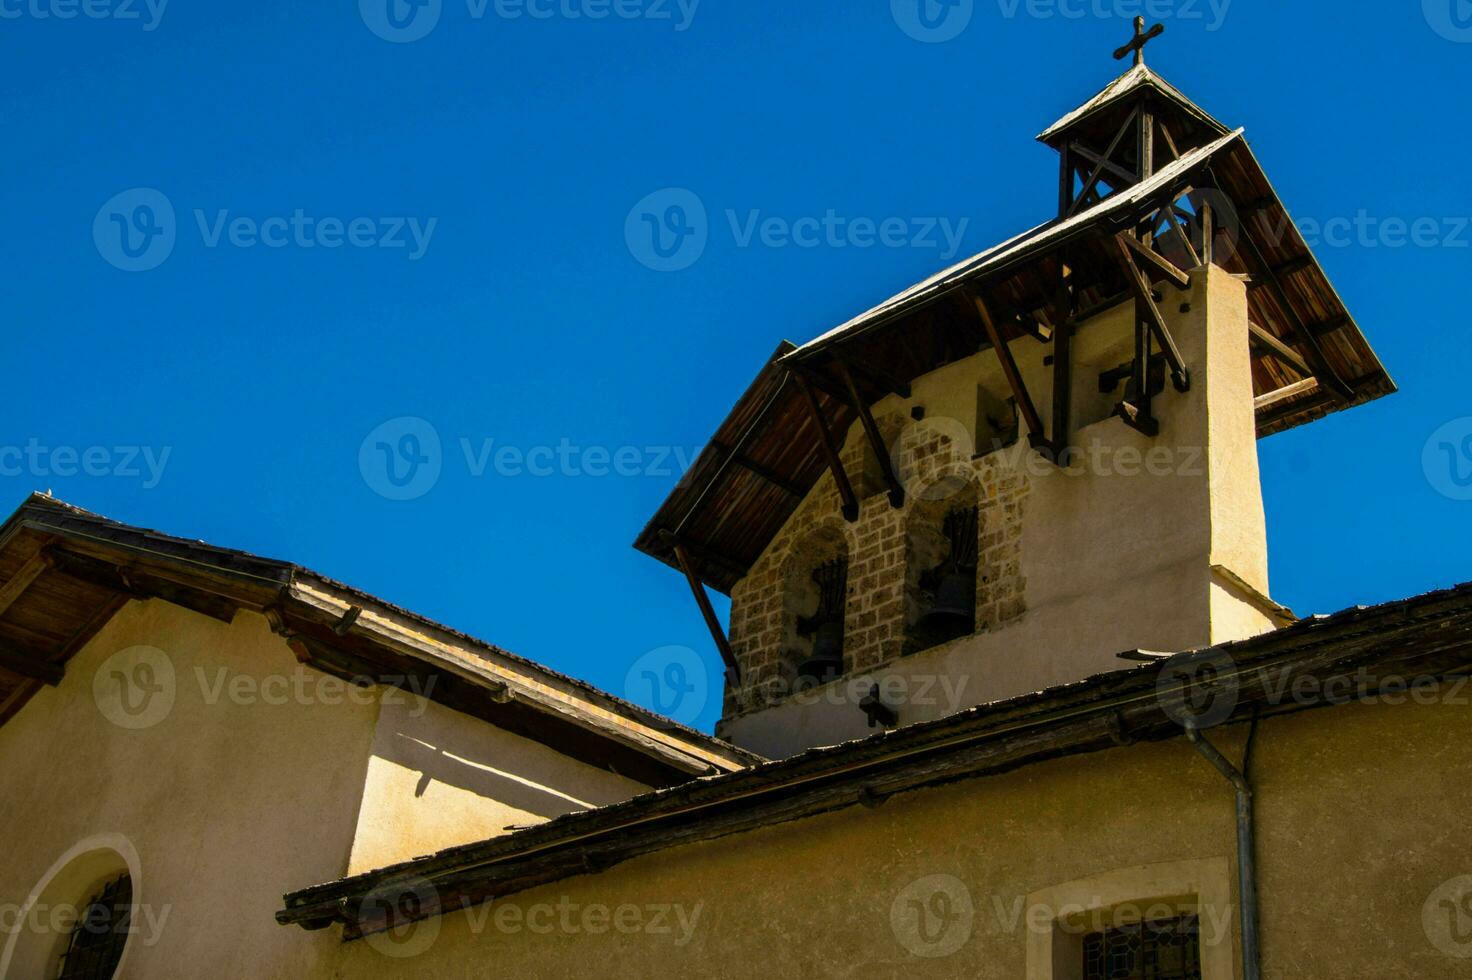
[
  {"x1": 0, "y1": 494, "x2": 758, "y2": 784},
  {"x1": 1037, "y1": 64, "x2": 1229, "y2": 146},
  {"x1": 636, "y1": 130, "x2": 1394, "y2": 593},
  {"x1": 278, "y1": 580, "x2": 1472, "y2": 937}
]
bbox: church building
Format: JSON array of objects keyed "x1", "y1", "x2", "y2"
[{"x1": 2, "y1": 24, "x2": 1468, "y2": 980}]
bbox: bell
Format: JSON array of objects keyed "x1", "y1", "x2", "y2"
[
  {"x1": 919, "y1": 570, "x2": 976, "y2": 633},
  {"x1": 797, "y1": 621, "x2": 845, "y2": 683}
]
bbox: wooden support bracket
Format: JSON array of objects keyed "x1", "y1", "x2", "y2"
[
  {"x1": 665, "y1": 536, "x2": 741, "y2": 684},
  {"x1": 1114, "y1": 235, "x2": 1190, "y2": 393},
  {"x1": 836, "y1": 360, "x2": 904, "y2": 509},
  {"x1": 796, "y1": 372, "x2": 861, "y2": 523},
  {"x1": 973, "y1": 294, "x2": 1060, "y2": 463}
]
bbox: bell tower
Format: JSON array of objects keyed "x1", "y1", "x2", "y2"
[{"x1": 635, "y1": 27, "x2": 1394, "y2": 758}]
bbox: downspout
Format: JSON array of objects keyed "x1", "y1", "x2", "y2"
[{"x1": 1184, "y1": 713, "x2": 1260, "y2": 980}]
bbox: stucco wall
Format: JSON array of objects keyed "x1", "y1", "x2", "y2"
[
  {"x1": 320, "y1": 691, "x2": 1472, "y2": 979},
  {"x1": 0, "y1": 601, "x2": 372, "y2": 979},
  {"x1": 722, "y1": 267, "x2": 1279, "y2": 757},
  {"x1": 348, "y1": 696, "x2": 652, "y2": 875}
]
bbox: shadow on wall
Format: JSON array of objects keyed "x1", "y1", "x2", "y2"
[{"x1": 380, "y1": 730, "x2": 607, "y2": 819}]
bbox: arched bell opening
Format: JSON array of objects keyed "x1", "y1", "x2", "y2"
[
  {"x1": 781, "y1": 525, "x2": 851, "y2": 689},
  {"x1": 905, "y1": 485, "x2": 982, "y2": 655}
]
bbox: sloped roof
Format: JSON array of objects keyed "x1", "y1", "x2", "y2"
[
  {"x1": 0, "y1": 494, "x2": 758, "y2": 783},
  {"x1": 279, "y1": 578, "x2": 1472, "y2": 936},
  {"x1": 1037, "y1": 63, "x2": 1228, "y2": 144},
  {"x1": 636, "y1": 125, "x2": 1395, "y2": 593}
]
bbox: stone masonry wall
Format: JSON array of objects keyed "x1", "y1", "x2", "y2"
[{"x1": 724, "y1": 415, "x2": 1030, "y2": 720}]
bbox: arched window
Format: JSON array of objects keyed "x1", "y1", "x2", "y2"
[
  {"x1": 906, "y1": 490, "x2": 981, "y2": 654},
  {"x1": 55, "y1": 872, "x2": 132, "y2": 980},
  {"x1": 782, "y1": 525, "x2": 850, "y2": 687}
]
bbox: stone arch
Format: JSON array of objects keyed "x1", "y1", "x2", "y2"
[
  {"x1": 904, "y1": 472, "x2": 984, "y2": 655},
  {"x1": 777, "y1": 520, "x2": 855, "y2": 690},
  {"x1": 0, "y1": 833, "x2": 143, "y2": 979}
]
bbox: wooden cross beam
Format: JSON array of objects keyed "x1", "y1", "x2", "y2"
[
  {"x1": 795, "y1": 372, "x2": 861, "y2": 523},
  {"x1": 1113, "y1": 234, "x2": 1190, "y2": 393},
  {"x1": 663, "y1": 535, "x2": 741, "y2": 684},
  {"x1": 836, "y1": 359, "x2": 905, "y2": 510},
  {"x1": 1120, "y1": 231, "x2": 1191, "y2": 290},
  {"x1": 1114, "y1": 16, "x2": 1165, "y2": 67},
  {"x1": 972, "y1": 294, "x2": 1059, "y2": 462},
  {"x1": 1067, "y1": 109, "x2": 1139, "y2": 219}
]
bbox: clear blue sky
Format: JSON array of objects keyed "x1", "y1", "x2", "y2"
[{"x1": 4, "y1": 1, "x2": 1469, "y2": 732}]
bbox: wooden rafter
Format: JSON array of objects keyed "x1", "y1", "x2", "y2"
[
  {"x1": 709, "y1": 441, "x2": 804, "y2": 498},
  {"x1": 1120, "y1": 232, "x2": 1191, "y2": 290},
  {"x1": 836, "y1": 360, "x2": 905, "y2": 509},
  {"x1": 666, "y1": 537, "x2": 740, "y2": 683},
  {"x1": 1113, "y1": 234, "x2": 1190, "y2": 392},
  {"x1": 795, "y1": 372, "x2": 860, "y2": 523},
  {"x1": 1248, "y1": 322, "x2": 1311, "y2": 378},
  {"x1": 972, "y1": 293, "x2": 1056, "y2": 460},
  {"x1": 0, "y1": 647, "x2": 62, "y2": 686},
  {"x1": 0, "y1": 549, "x2": 53, "y2": 620},
  {"x1": 1254, "y1": 378, "x2": 1320, "y2": 414},
  {"x1": 1068, "y1": 108, "x2": 1139, "y2": 219}
]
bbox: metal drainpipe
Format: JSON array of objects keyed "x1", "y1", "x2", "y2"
[{"x1": 1184, "y1": 713, "x2": 1261, "y2": 980}]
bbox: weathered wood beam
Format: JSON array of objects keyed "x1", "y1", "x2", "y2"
[
  {"x1": 1160, "y1": 205, "x2": 1202, "y2": 268},
  {"x1": 1236, "y1": 224, "x2": 1355, "y2": 400},
  {"x1": 0, "y1": 549, "x2": 53, "y2": 620},
  {"x1": 795, "y1": 373, "x2": 860, "y2": 523},
  {"x1": 1200, "y1": 202, "x2": 1215, "y2": 265},
  {"x1": 1254, "y1": 378, "x2": 1321, "y2": 414},
  {"x1": 1114, "y1": 235, "x2": 1190, "y2": 392},
  {"x1": 1051, "y1": 271, "x2": 1075, "y2": 465},
  {"x1": 1120, "y1": 232, "x2": 1191, "y2": 290},
  {"x1": 1068, "y1": 108, "x2": 1138, "y2": 219},
  {"x1": 1068, "y1": 141, "x2": 1138, "y2": 188},
  {"x1": 709, "y1": 441, "x2": 804, "y2": 498},
  {"x1": 972, "y1": 294, "x2": 1055, "y2": 459},
  {"x1": 836, "y1": 360, "x2": 905, "y2": 509},
  {"x1": 1248, "y1": 322, "x2": 1311, "y2": 378},
  {"x1": 0, "y1": 647, "x2": 62, "y2": 686},
  {"x1": 841, "y1": 357, "x2": 912, "y2": 400},
  {"x1": 668, "y1": 540, "x2": 741, "y2": 683}
]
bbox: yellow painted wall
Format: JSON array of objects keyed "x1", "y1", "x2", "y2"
[
  {"x1": 0, "y1": 601, "x2": 370, "y2": 979},
  {"x1": 321, "y1": 690, "x2": 1472, "y2": 979}
]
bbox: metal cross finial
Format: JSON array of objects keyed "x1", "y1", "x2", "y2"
[{"x1": 1113, "y1": 15, "x2": 1165, "y2": 67}]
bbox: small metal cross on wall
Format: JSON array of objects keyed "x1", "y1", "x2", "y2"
[{"x1": 1113, "y1": 16, "x2": 1165, "y2": 67}]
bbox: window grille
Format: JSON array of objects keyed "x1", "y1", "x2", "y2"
[
  {"x1": 1082, "y1": 914, "x2": 1202, "y2": 980},
  {"x1": 55, "y1": 872, "x2": 132, "y2": 980}
]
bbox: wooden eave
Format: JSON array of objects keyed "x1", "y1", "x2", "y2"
[
  {"x1": 0, "y1": 494, "x2": 757, "y2": 783},
  {"x1": 278, "y1": 579, "x2": 1472, "y2": 936},
  {"x1": 635, "y1": 133, "x2": 1394, "y2": 593}
]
